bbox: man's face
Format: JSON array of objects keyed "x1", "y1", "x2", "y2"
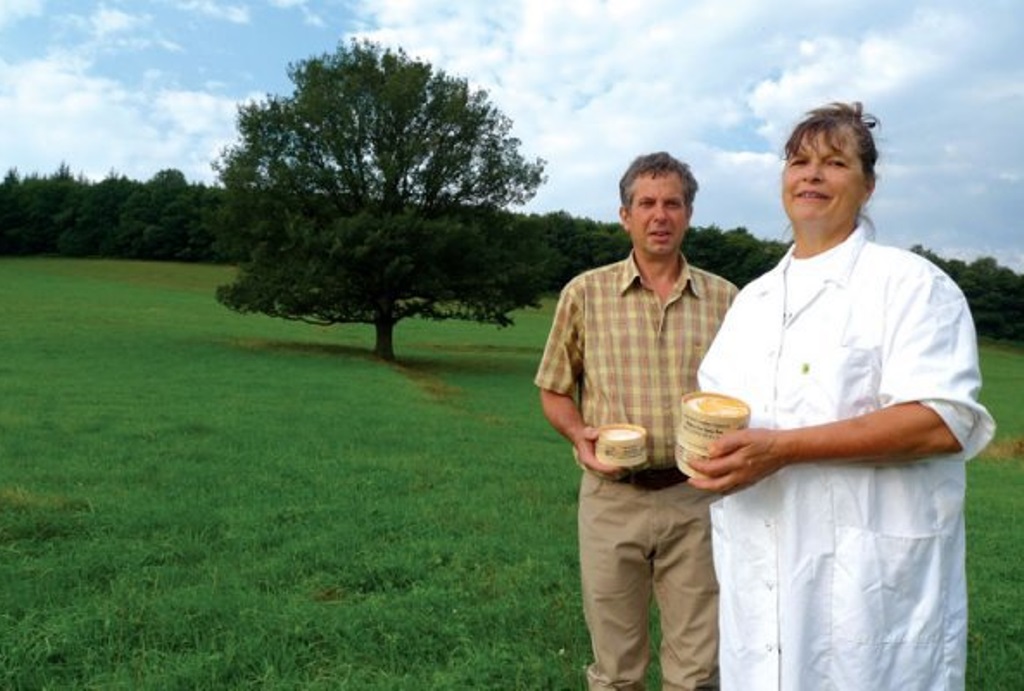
[{"x1": 619, "y1": 173, "x2": 692, "y2": 261}]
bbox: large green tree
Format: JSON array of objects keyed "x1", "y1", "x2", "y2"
[{"x1": 214, "y1": 40, "x2": 549, "y2": 361}]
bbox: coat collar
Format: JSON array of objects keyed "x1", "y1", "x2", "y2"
[{"x1": 753, "y1": 227, "x2": 870, "y2": 297}]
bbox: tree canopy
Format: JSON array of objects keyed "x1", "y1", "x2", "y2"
[{"x1": 213, "y1": 39, "x2": 549, "y2": 360}]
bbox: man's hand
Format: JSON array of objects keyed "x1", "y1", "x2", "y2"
[{"x1": 574, "y1": 426, "x2": 628, "y2": 479}]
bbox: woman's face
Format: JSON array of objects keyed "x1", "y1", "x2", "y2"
[{"x1": 782, "y1": 129, "x2": 874, "y2": 254}]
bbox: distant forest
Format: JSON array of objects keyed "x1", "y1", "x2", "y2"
[{"x1": 3, "y1": 164, "x2": 1022, "y2": 343}]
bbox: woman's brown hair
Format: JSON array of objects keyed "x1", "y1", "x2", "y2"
[{"x1": 784, "y1": 102, "x2": 879, "y2": 183}]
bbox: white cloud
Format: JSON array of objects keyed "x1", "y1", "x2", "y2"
[
  {"x1": 0, "y1": 51, "x2": 241, "y2": 183},
  {"x1": 349, "y1": 1, "x2": 801, "y2": 222},
  {"x1": 342, "y1": 0, "x2": 1024, "y2": 269},
  {"x1": 0, "y1": 0, "x2": 43, "y2": 29},
  {"x1": 268, "y1": 0, "x2": 326, "y2": 27},
  {"x1": 173, "y1": 1, "x2": 249, "y2": 24},
  {"x1": 90, "y1": 6, "x2": 143, "y2": 36}
]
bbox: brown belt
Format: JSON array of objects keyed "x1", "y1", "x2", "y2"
[{"x1": 618, "y1": 466, "x2": 688, "y2": 490}]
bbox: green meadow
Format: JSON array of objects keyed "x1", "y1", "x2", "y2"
[{"x1": 1, "y1": 257, "x2": 1021, "y2": 690}]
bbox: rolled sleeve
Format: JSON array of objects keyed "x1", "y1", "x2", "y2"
[{"x1": 921, "y1": 399, "x2": 996, "y2": 461}]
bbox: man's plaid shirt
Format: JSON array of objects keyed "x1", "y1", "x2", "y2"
[{"x1": 535, "y1": 255, "x2": 737, "y2": 468}]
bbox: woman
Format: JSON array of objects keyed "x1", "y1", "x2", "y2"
[{"x1": 689, "y1": 102, "x2": 995, "y2": 690}]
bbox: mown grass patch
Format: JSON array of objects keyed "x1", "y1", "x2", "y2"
[{"x1": 0, "y1": 257, "x2": 1020, "y2": 689}]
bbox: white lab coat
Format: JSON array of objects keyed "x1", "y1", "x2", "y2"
[{"x1": 698, "y1": 228, "x2": 995, "y2": 690}]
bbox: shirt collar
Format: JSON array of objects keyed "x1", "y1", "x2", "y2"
[{"x1": 617, "y1": 252, "x2": 700, "y2": 299}]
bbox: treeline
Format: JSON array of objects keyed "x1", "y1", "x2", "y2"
[
  {"x1": 2, "y1": 166, "x2": 1022, "y2": 342},
  {"x1": 0, "y1": 165, "x2": 224, "y2": 262}
]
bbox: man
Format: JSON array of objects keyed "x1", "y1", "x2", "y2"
[{"x1": 535, "y1": 152, "x2": 736, "y2": 690}]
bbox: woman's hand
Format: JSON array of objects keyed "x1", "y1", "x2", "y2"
[
  {"x1": 686, "y1": 428, "x2": 785, "y2": 493},
  {"x1": 687, "y1": 403, "x2": 962, "y2": 493}
]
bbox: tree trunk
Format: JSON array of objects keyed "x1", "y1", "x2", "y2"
[{"x1": 374, "y1": 319, "x2": 396, "y2": 361}]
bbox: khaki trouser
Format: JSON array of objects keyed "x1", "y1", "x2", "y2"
[{"x1": 578, "y1": 471, "x2": 719, "y2": 691}]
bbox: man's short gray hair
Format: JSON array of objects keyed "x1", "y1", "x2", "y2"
[{"x1": 618, "y1": 152, "x2": 698, "y2": 208}]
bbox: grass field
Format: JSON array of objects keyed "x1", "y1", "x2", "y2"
[{"x1": 1, "y1": 257, "x2": 1021, "y2": 690}]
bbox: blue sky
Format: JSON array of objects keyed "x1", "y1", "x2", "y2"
[{"x1": 2, "y1": 1, "x2": 1022, "y2": 270}]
